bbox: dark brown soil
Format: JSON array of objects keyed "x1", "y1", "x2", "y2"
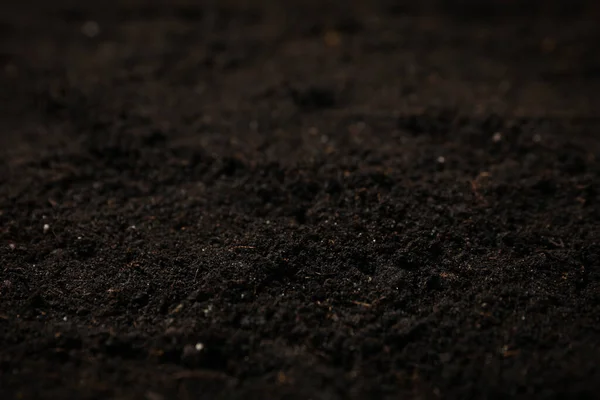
[{"x1": 1, "y1": 1, "x2": 600, "y2": 399}]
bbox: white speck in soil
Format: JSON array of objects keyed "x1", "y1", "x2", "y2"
[
  {"x1": 43, "y1": 224, "x2": 50, "y2": 233},
  {"x1": 195, "y1": 343, "x2": 204, "y2": 351},
  {"x1": 492, "y1": 132, "x2": 502, "y2": 142},
  {"x1": 437, "y1": 156, "x2": 445, "y2": 164}
]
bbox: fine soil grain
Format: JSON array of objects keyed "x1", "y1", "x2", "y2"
[{"x1": 1, "y1": 0, "x2": 599, "y2": 399}]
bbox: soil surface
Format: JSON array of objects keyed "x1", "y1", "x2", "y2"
[{"x1": 1, "y1": 0, "x2": 600, "y2": 399}]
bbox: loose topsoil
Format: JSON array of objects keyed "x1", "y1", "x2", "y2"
[{"x1": 1, "y1": 0, "x2": 599, "y2": 399}]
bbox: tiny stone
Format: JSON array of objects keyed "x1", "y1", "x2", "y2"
[
  {"x1": 492, "y1": 132, "x2": 502, "y2": 142},
  {"x1": 437, "y1": 156, "x2": 445, "y2": 164},
  {"x1": 8, "y1": 243, "x2": 15, "y2": 250},
  {"x1": 172, "y1": 303, "x2": 184, "y2": 313},
  {"x1": 63, "y1": 316, "x2": 68, "y2": 321},
  {"x1": 195, "y1": 342, "x2": 204, "y2": 351},
  {"x1": 43, "y1": 224, "x2": 50, "y2": 233}
]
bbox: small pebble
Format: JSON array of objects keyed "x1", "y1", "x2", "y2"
[
  {"x1": 43, "y1": 224, "x2": 50, "y2": 233},
  {"x1": 492, "y1": 132, "x2": 502, "y2": 142},
  {"x1": 172, "y1": 303, "x2": 184, "y2": 313},
  {"x1": 63, "y1": 316, "x2": 68, "y2": 321},
  {"x1": 195, "y1": 343, "x2": 204, "y2": 351},
  {"x1": 437, "y1": 156, "x2": 446, "y2": 164},
  {"x1": 8, "y1": 243, "x2": 15, "y2": 250}
]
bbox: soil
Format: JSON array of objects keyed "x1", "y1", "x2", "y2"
[{"x1": 1, "y1": 0, "x2": 599, "y2": 399}]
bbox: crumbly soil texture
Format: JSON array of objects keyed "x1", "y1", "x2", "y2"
[{"x1": 1, "y1": 1, "x2": 599, "y2": 399}]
